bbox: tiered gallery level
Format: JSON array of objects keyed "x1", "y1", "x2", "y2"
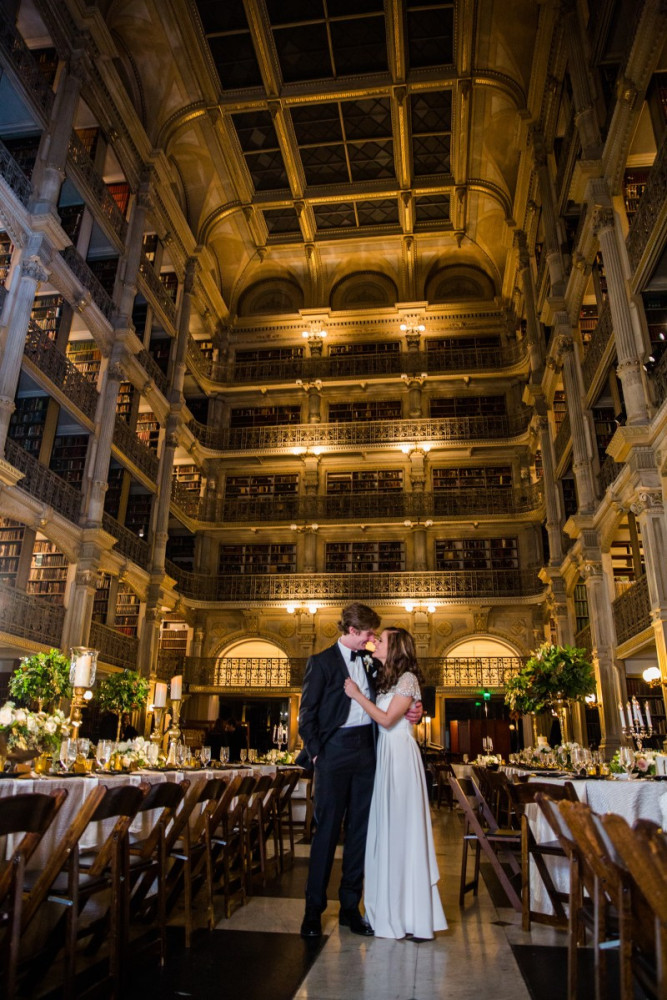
[{"x1": 0, "y1": 0, "x2": 666, "y2": 752}]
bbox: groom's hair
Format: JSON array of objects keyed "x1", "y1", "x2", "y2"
[{"x1": 338, "y1": 602, "x2": 381, "y2": 634}]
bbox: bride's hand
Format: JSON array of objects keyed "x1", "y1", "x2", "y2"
[{"x1": 344, "y1": 678, "x2": 360, "y2": 700}]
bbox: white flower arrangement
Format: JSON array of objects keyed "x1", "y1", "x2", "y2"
[
  {"x1": 109, "y1": 736, "x2": 151, "y2": 770},
  {"x1": 261, "y1": 749, "x2": 295, "y2": 765},
  {"x1": 0, "y1": 701, "x2": 70, "y2": 753},
  {"x1": 476, "y1": 753, "x2": 502, "y2": 766}
]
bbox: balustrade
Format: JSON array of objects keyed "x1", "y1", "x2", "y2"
[
  {"x1": 136, "y1": 348, "x2": 168, "y2": 395},
  {"x1": 582, "y1": 301, "x2": 613, "y2": 392},
  {"x1": 598, "y1": 453, "x2": 623, "y2": 494},
  {"x1": 89, "y1": 620, "x2": 140, "y2": 670},
  {"x1": 113, "y1": 416, "x2": 159, "y2": 481},
  {"x1": 138, "y1": 255, "x2": 176, "y2": 326},
  {"x1": 24, "y1": 321, "x2": 98, "y2": 420},
  {"x1": 166, "y1": 567, "x2": 544, "y2": 603},
  {"x1": 555, "y1": 118, "x2": 579, "y2": 205},
  {"x1": 0, "y1": 580, "x2": 64, "y2": 645},
  {"x1": 612, "y1": 574, "x2": 651, "y2": 645},
  {"x1": 0, "y1": 137, "x2": 32, "y2": 206},
  {"x1": 553, "y1": 412, "x2": 571, "y2": 466},
  {"x1": 626, "y1": 126, "x2": 667, "y2": 274},
  {"x1": 67, "y1": 132, "x2": 128, "y2": 243},
  {"x1": 5, "y1": 438, "x2": 83, "y2": 523},
  {"x1": 102, "y1": 512, "x2": 151, "y2": 568},
  {"x1": 190, "y1": 410, "x2": 532, "y2": 453},
  {"x1": 60, "y1": 246, "x2": 115, "y2": 321},
  {"x1": 170, "y1": 480, "x2": 202, "y2": 518},
  {"x1": 574, "y1": 623, "x2": 592, "y2": 655},
  {"x1": 0, "y1": 9, "x2": 55, "y2": 119}
]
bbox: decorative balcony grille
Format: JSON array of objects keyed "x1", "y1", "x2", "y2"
[
  {"x1": 89, "y1": 621, "x2": 140, "y2": 670},
  {"x1": 170, "y1": 479, "x2": 202, "y2": 518},
  {"x1": 553, "y1": 412, "x2": 571, "y2": 466},
  {"x1": 190, "y1": 410, "x2": 532, "y2": 453},
  {"x1": 138, "y1": 255, "x2": 176, "y2": 326},
  {"x1": 555, "y1": 118, "x2": 579, "y2": 203},
  {"x1": 186, "y1": 337, "x2": 212, "y2": 378},
  {"x1": 24, "y1": 320, "x2": 98, "y2": 420},
  {"x1": 612, "y1": 574, "x2": 651, "y2": 645},
  {"x1": 5, "y1": 438, "x2": 82, "y2": 523},
  {"x1": 136, "y1": 348, "x2": 168, "y2": 395},
  {"x1": 0, "y1": 10, "x2": 55, "y2": 119},
  {"x1": 60, "y1": 246, "x2": 115, "y2": 322},
  {"x1": 113, "y1": 416, "x2": 159, "y2": 481},
  {"x1": 0, "y1": 581, "x2": 64, "y2": 645},
  {"x1": 598, "y1": 453, "x2": 623, "y2": 494},
  {"x1": 574, "y1": 623, "x2": 592, "y2": 655},
  {"x1": 627, "y1": 130, "x2": 667, "y2": 274},
  {"x1": 166, "y1": 567, "x2": 544, "y2": 603},
  {"x1": 67, "y1": 132, "x2": 128, "y2": 243},
  {"x1": 102, "y1": 513, "x2": 151, "y2": 569},
  {"x1": 0, "y1": 137, "x2": 32, "y2": 206},
  {"x1": 582, "y1": 302, "x2": 613, "y2": 392}
]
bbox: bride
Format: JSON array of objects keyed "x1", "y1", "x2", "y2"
[{"x1": 344, "y1": 626, "x2": 447, "y2": 940}]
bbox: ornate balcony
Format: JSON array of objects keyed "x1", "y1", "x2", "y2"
[
  {"x1": 0, "y1": 580, "x2": 64, "y2": 646},
  {"x1": 157, "y1": 654, "x2": 526, "y2": 691},
  {"x1": 136, "y1": 348, "x2": 168, "y2": 395},
  {"x1": 211, "y1": 482, "x2": 544, "y2": 525},
  {"x1": 166, "y1": 567, "x2": 544, "y2": 604},
  {"x1": 67, "y1": 132, "x2": 128, "y2": 244},
  {"x1": 599, "y1": 453, "x2": 623, "y2": 494},
  {"x1": 102, "y1": 513, "x2": 151, "y2": 569},
  {"x1": 0, "y1": 137, "x2": 32, "y2": 207},
  {"x1": 24, "y1": 320, "x2": 98, "y2": 421},
  {"x1": 170, "y1": 480, "x2": 201, "y2": 519},
  {"x1": 60, "y1": 246, "x2": 115, "y2": 322},
  {"x1": 612, "y1": 574, "x2": 651, "y2": 645},
  {"x1": 582, "y1": 302, "x2": 613, "y2": 393},
  {"x1": 90, "y1": 620, "x2": 140, "y2": 670},
  {"x1": 553, "y1": 412, "x2": 571, "y2": 467},
  {"x1": 5, "y1": 438, "x2": 82, "y2": 523},
  {"x1": 652, "y1": 348, "x2": 667, "y2": 409},
  {"x1": 113, "y1": 416, "x2": 159, "y2": 481},
  {"x1": 0, "y1": 10, "x2": 55, "y2": 120},
  {"x1": 574, "y1": 623, "x2": 592, "y2": 655},
  {"x1": 189, "y1": 410, "x2": 532, "y2": 454},
  {"x1": 627, "y1": 131, "x2": 667, "y2": 274},
  {"x1": 138, "y1": 255, "x2": 176, "y2": 327}
]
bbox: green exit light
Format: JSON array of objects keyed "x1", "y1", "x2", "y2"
[
  {"x1": 474, "y1": 701, "x2": 482, "y2": 707},
  {"x1": 482, "y1": 690, "x2": 491, "y2": 701}
]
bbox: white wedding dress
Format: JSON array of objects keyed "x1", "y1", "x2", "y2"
[{"x1": 364, "y1": 671, "x2": 448, "y2": 939}]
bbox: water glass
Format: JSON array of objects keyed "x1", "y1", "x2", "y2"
[
  {"x1": 59, "y1": 739, "x2": 77, "y2": 772},
  {"x1": 147, "y1": 743, "x2": 159, "y2": 766},
  {"x1": 240, "y1": 749, "x2": 248, "y2": 764},
  {"x1": 95, "y1": 740, "x2": 112, "y2": 770},
  {"x1": 219, "y1": 747, "x2": 230, "y2": 764},
  {"x1": 248, "y1": 748, "x2": 257, "y2": 763},
  {"x1": 77, "y1": 738, "x2": 90, "y2": 759},
  {"x1": 201, "y1": 746, "x2": 211, "y2": 766}
]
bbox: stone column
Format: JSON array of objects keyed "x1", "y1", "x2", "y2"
[
  {"x1": 117, "y1": 178, "x2": 152, "y2": 324},
  {"x1": 408, "y1": 447, "x2": 427, "y2": 493},
  {"x1": 580, "y1": 558, "x2": 624, "y2": 756},
  {"x1": 302, "y1": 382, "x2": 322, "y2": 423},
  {"x1": 84, "y1": 355, "x2": 123, "y2": 525},
  {"x1": 593, "y1": 207, "x2": 649, "y2": 425},
  {"x1": 534, "y1": 412, "x2": 563, "y2": 561},
  {"x1": 31, "y1": 60, "x2": 83, "y2": 214},
  {"x1": 304, "y1": 526, "x2": 318, "y2": 573},
  {"x1": 561, "y1": 1, "x2": 603, "y2": 160},
  {"x1": 402, "y1": 375, "x2": 425, "y2": 418},
  {"x1": 412, "y1": 525, "x2": 427, "y2": 571},
  {"x1": 514, "y1": 230, "x2": 544, "y2": 373},
  {"x1": 530, "y1": 128, "x2": 564, "y2": 294},
  {"x1": 137, "y1": 588, "x2": 165, "y2": 681},
  {"x1": 630, "y1": 488, "x2": 667, "y2": 690},
  {"x1": 171, "y1": 258, "x2": 196, "y2": 401},
  {"x1": 150, "y1": 417, "x2": 179, "y2": 571},
  {"x1": 0, "y1": 251, "x2": 50, "y2": 452},
  {"x1": 554, "y1": 321, "x2": 597, "y2": 511},
  {"x1": 61, "y1": 563, "x2": 99, "y2": 650}
]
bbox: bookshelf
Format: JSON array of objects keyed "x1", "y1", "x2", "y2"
[
  {"x1": 166, "y1": 533, "x2": 195, "y2": 570},
  {"x1": 115, "y1": 583, "x2": 140, "y2": 636},
  {"x1": 641, "y1": 290, "x2": 667, "y2": 349},
  {"x1": 430, "y1": 395, "x2": 506, "y2": 418},
  {"x1": 87, "y1": 257, "x2": 119, "y2": 296},
  {"x1": 427, "y1": 335, "x2": 499, "y2": 354},
  {"x1": 0, "y1": 231, "x2": 13, "y2": 284},
  {"x1": 49, "y1": 434, "x2": 89, "y2": 489},
  {"x1": 8, "y1": 395, "x2": 49, "y2": 457},
  {"x1": 142, "y1": 233, "x2": 158, "y2": 263},
  {"x1": 328, "y1": 400, "x2": 401, "y2": 423},
  {"x1": 136, "y1": 412, "x2": 160, "y2": 451},
  {"x1": 104, "y1": 464, "x2": 125, "y2": 518},
  {"x1": 149, "y1": 337, "x2": 171, "y2": 374},
  {"x1": 561, "y1": 472, "x2": 578, "y2": 518},
  {"x1": 225, "y1": 474, "x2": 298, "y2": 498},
  {"x1": 592, "y1": 406, "x2": 617, "y2": 459},
  {"x1": 125, "y1": 492, "x2": 152, "y2": 537},
  {"x1": 626, "y1": 676, "x2": 666, "y2": 738},
  {"x1": 435, "y1": 537, "x2": 518, "y2": 571},
  {"x1": 66, "y1": 340, "x2": 102, "y2": 383},
  {"x1": 173, "y1": 464, "x2": 202, "y2": 493},
  {"x1": 579, "y1": 305, "x2": 598, "y2": 346},
  {"x1": 33, "y1": 47, "x2": 58, "y2": 85},
  {"x1": 329, "y1": 342, "x2": 399, "y2": 357},
  {"x1": 574, "y1": 582, "x2": 589, "y2": 631},
  {"x1": 326, "y1": 470, "x2": 402, "y2": 493},
  {"x1": 235, "y1": 346, "x2": 304, "y2": 364},
  {"x1": 0, "y1": 518, "x2": 25, "y2": 586},
  {"x1": 623, "y1": 168, "x2": 650, "y2": 222},
  {"x1": 593, "y1": 250, "x2": 608, "y2": 303},
  {"x1": 75, "y1": 127, "x2": 100, "y2": 160},
  {"x1": 325, "y1": 541, "x2": 404, "y2": 573},
  {"x1": 218, "y1": 543, "x2": 296, "y2": 574},
  {"x1": 230, "y1": 405, "x2": 301, "y2": 428},
  {"x1": 160, "y1": 620, "x2": 189, "y2": 655},
  {"x1": 159, "y1": 270, "x2": 178, "y2": 301},
  {"x1": 432, "y1": 466, "x2": 512, "y2": 489},
  {"x1": 31, "y1": 295, "x2": 65, "y2": 341},
  {"x1": 552, "y1": 390, "x2": 567, "y2": 432},
  {"x1": 106, "y1": 182, "x2": 130, "y2": 216},
  {"x1": 27, "y1": 539, "x2": 69, "y2": 604},
  {"x1": 93, "y1": 573, "x2": 111, "y2": 623},
  {"x1": 647, "y1": 70, "x2": 667, "y2": 141},
  {"x1": 116, "y1": 382, "x2": 134, "y2": 422}
]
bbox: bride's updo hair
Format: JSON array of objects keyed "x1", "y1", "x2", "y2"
[{"x1": 377, "y1": 627, "x2": 424, "y2": 693}]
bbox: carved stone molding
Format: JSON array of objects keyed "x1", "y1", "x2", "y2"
[
  {"x1": 630, "y1": 490, "x2": 664, "y2": 516},
  {"x1": 20, "y1": 258, "x2": 50, "y2": 284},
  {"x1": 592, "y1": 207, "x2": 614, "y2": 235}
]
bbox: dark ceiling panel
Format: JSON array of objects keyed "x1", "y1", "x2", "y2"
[
  {"x1": 356, "y1": 198, "x2": 399, "y2": 226},
  {"x1": 291, "y1": 103, "x2": 343, "y2": 145},
  {"x1": 327, "y1": 0, "x2": 384, "y2": 14},
  {"x1": 415, "y1": 193, "x2": 450, "y2": 223},
  {"x1": 265, "y1": 0, "x2": 325, "y2": 25},
  {"x1": 330, "y1": 16, "x2": 387, "y2": 76},
  {"x1": 244, "y1": 150, "x2": 290, "y2": 191},
  {"x1": 273, "y1": 23, "x2": 333, "y2": 82},
  {"x1": 347, "y1": 139, "x2": 395, "y2": 181},
  {"x1": 340, "y1": 98, "x2": 392, "y2": 140},
  {"x1": 314, "y1": 202, "x2": 357, "y2": 230},
  {"x1": 301, "y1": 144, "x2": 350, "y2": 186},
  {"x1": 412, "y1": 134, "x2": 451, "y2": 175},
  {"x1": 263, "y1": 207, "x2": 302, "y2": 235},
  {"x1": 407, "y1": 5, "x2": 454, "y2": 68},
  {"x1": 194, "y1": 0, "x2": 248, "y2": 33},
  {"x1": 207, "y1": 34, "x2": 263, "y2": 90},
  {"x1": 232, "y1": 111, "x2": 279, "y2": 152},
  {"x1": 410, "y1": 91, "x2": 452, "y2": 133}
]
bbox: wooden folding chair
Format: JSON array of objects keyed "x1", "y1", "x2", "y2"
[
  {"x1": 449, "y1": 773, "x2": 522, "y2": 911},
  {"x1": 243, "y1": 774, "x2": 273, "y2": 889},
  {"x1": 506, "y1": 780, "x2": 578, "y2": 931},
  {"x1": 210, "y1": 775, "x2": 254, "y2": 918},
  {"x1": 0, "y1": 790, "x2": 67, "y2": 999},
  {"x1": 276, "y1": 770, "x2": 308, "y2": 866}
]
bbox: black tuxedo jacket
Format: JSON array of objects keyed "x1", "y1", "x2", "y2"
[{"x1": 298, "y1": 642, "x2": 377, "y2": 765}]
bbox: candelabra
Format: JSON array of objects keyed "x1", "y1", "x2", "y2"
[
  {"x1": 68, "y1": 647, "x2": 98, "y2": 734},
  {"x1": 272, "y1": 722, "x2": 288, "y2": 753},
  {"x1": 151, "y1": 706, "x2": 166, "y2": 749},
  {"x1": 620, "y1": 696, "x2": 653, "y2": 751},
  {"x1": 165, "y1": 699, "x2": 183, "y2": 765}
]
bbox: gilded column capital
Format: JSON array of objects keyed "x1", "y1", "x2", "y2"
[{"x1": 630, "y1": 490, "x2": 664, "y2": 516}]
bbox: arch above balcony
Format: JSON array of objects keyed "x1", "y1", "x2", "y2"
[
  {"x1": 330, "y1": 270, "x2": 398, "y2": 311},
  {"x1": 425, "y1": 264, "x2": 496, "y2": 304},
  {"x1": 237, "y1": 278, "x2": 304, "y2": 317}
]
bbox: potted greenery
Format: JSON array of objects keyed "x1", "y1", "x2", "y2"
[
  {"x1": 504, "y1": 643, "x2": 595, "y2": 743},
  {"x1": 97, "y1": 669, "x2": 150, "y2": 741},
  {"x1": 8, "y1": 649, "x2": 72, "y2": 712}
]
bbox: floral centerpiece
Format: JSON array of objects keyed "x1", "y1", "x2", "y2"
[
  {"x1": 8, "y1": 649, "x2": 72, "y2": 711},
  {"x1": 0, "y1": 701, "x2": 70, "y2": 763},
  {"x1": 475, "y1": 753, "x2": 503, "y2": 768},
  {"x1": 109, "y1": 737, "x2": 152, "y2": 771},
  {"x1": 262, "y1": 749, "x2": 296, "y2": 765},
  {"x1": 97, "y1": 669, "x2": 150, "y2": 741},
  {"x1": 505, "y1": 644, "x2": 595, "y2": 713},
  {"x1": 610, "y1": 748, "x2": 657, "y2": 776}
]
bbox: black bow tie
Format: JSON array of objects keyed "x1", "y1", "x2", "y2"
[{"x1": 350, "y1": 650, "x2": 366, "y2": 661}]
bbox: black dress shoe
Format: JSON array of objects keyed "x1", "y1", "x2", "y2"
[
  {"x1": 339, "y1": 908, "x2": 374, "y2": 936},
  {"x1": 300, "y1": 909, "x2": 322, "y2": 938}
]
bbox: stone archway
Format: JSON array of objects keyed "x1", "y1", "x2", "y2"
[{"x1": 216, "y1": 638, "x2": 289, "y2": 687}]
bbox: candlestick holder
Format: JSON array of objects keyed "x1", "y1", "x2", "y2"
[
  {"x1": 68, "y1": 687, "x2": 88, "y2": 734},
  {"x1": 622, "y1": 721, "x2": 653, "y2": 752},
  {"x1": 150, "y1": 706, "x2": 166, "y2": 748},
  {"x1": 621, "y1": 696, "x2": 653, "y2": 751},
  {"x1": 165, "y1": 698, "x2": 183, "y2": 765},
  {"x1": 272, "y1": 722, "x2": 288, "y2": 754}
]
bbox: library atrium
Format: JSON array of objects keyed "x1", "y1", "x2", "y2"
[{"x1": 1, "y1": 0, "x2": 666, "y2": 755}]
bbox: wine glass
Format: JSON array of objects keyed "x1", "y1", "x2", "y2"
[
  {"x1": 201, "y1": 746, "x2": 211, "y2": 767},
  {"x1": 95, "y1": 740, "x2": 112, "y2": 770},
  {"x1": 220, "y1": 747, "x2": 230, "y2": 764},
  {"x1": 240, "y1": 749, "x2": 248, "y2": 764},
  {"x1": 59, "y1": 739, "x2": 77, "y2": 772},
  {"x1": 619, "y1": 746, "x2": 634, "y2": 777},
  {"x1": 248, "y1": 748, "x2": 257, "y2": 763}
]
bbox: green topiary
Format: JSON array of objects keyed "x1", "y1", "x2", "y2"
[
  {"x1": 9, "y1": 649, "x2": 72, "y2": 710},
  {"x1": 97, "y1": 669, "x2": 150, "y2": 741}
]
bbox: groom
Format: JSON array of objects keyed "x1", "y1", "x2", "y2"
[{"x1": 298, "y1": 602, "x2": 422, "y2": 938}]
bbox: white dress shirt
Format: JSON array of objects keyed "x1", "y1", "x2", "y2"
[{"x1": 339, "y1": 639, "x2": 372, "y2": 728}]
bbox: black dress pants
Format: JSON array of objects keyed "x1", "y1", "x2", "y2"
[{"x1": 305, "y1": 725, "x2": 375, "y2": 914}]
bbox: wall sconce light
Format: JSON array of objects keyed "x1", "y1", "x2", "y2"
[
  {"x1": 286, "y1": 604, "x2": 297, "y2": 614},
  {"x1": 643, "y1": 666, "x2": 662, "y2": 688},
  {"x1": 307, "y1": 603, "x2": 318, "y2": 615},
  {"x1": 585, "y1": 692, "x2": 597, "y2": 705},
  {"x1": 400, "y1": 322, "x2": 425, "y2": 333},
  {"x1": 403, "y1": 602, "x2": 437, "y2": 614}
]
